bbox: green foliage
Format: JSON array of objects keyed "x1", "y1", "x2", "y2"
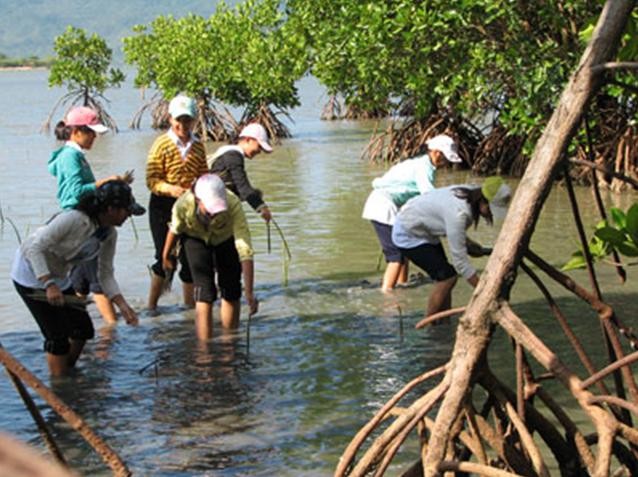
[
  {"x1": 49, "y1": 26, "x2": 124, "y2": 96},
  {"x1": 123, "y1": 0, "x2": 307, "y2": 132},
  {"x1": 287, "y1": 1, "x2": 613, "y2": 152},
  {"x1": 562, "y1": 204, "x2": 638, "y2": 271}
]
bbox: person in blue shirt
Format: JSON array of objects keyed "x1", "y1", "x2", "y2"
[
  {"x1": 48, "y1": 106, "x2": 131, "y2": 323},
  {"x1": 362, "y1": 134, "x2": 462, "y2": 291}
]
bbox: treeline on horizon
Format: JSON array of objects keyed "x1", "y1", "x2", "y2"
[
  {"x1": 37, "y1": 1, "x2": 638, "y2": 183},
  {"x1": 0, "y1": 52, "x2": 52, "y2": 68}
]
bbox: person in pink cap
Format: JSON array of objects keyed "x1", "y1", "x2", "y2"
[
  {"x1": 49, "y1": 105, "x2": 131, "y2": 324},
  {"x1": 162, "y1": 173, "x2": 255, "y2": 339}
]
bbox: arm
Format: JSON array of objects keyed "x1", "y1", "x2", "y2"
[
  {"x1": 40, "y1": 274, "x2": 65, "y2": 307},
  {"x1": 110, "y1": 294, "x2": 138, "y2": 326},
  {"x1": 241, "y1": 260, "x2": 258, "y2": 316},
  {"x1": 58, "y1": 152, "x2": 97, "y2": 202},
  {"x1": 145, "y1": 138, "x2": 186, "y2": 197},
  {"x1": 96, "y1": 229, "x2": 121, "y2": 299},
  {"x1": 225, "y1": 155, "x2": 266, "y2": 212},
  {"x1": 229, "y1": 196, "x2": 258, "y2": 314},
  {"x1": 162, "y1": 230, "x2": 178, "y2": 271},
  {"x1": 445, "y1": 214, "x2": 477, "y2": 283}
]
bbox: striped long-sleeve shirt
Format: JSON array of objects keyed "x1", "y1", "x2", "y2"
[{"x1": 145, "y1": 132, "x2": 208, "y2": 196}]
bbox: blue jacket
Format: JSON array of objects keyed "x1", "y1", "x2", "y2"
[{"x1": 48, "y1": 144, "x2": 96, "y2": 209}]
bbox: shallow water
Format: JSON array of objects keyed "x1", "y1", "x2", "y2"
[{"x1": 0, "y1": 70, "x2": 637, "y2": 475}]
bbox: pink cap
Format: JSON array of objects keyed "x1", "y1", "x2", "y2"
[
  {"x1": 194, "y1": 174, "x2": 228, "y2": 215},
  {"x1": 239, "y1": 123, "x2": 272, "y2": 153},
  {"x1": 65, "y1": 107, "x2": 108, "y2": 134}
]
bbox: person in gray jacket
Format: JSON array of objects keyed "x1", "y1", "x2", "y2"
[
  {"x1": 392, "y1": 177, "x2": 511, "y2": 319},
  {"x1": 11, "y1": 180, "x2": 145, "y2": 376}
]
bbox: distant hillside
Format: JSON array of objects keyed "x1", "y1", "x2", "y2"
[{"x1": 0, "y1": 0, "x2": 237, "y2": 60}]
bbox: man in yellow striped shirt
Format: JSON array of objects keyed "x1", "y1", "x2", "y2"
[{"x1": 145, "y1": 94, "x2": 208, "y2": 312}]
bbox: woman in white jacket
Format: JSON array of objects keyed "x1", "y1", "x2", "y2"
[
  {"x1": 362, "y1": 134, "x2": 462, "y2": 292},
  {"x1": 11, "y1": 180, "x2": 145, "y2": 375}
]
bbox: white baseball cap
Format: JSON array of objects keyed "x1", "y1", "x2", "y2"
[
  {"x1": 168, "y1": 95, "x2": 197, "y2": 119},
  {"x1": 193, "y1": 174, "x2": 228, "y2": 215},
  {"x1": 426, "y1": 134, "x2": 462, "y2": 163},
  {"x1": 239, "y1": 123, "x2": 272, "y2": 153}
]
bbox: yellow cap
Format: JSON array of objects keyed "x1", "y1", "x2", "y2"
[{"x1": 481, "y1": 176, "x2": 504, "y2": 201}]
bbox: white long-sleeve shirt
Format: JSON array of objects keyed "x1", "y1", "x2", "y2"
[
  {"x1": 392, "y1": 185, "x2": 477, "y2": 280},
  {"x1": 11, "y1": 210, "x2": 121, "y2": 297}
]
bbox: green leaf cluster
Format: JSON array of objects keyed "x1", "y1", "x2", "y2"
[
  {"x1": 122, "y1": 0, "x2": 308, "y2": 118},
  {"x1": 287, "y1": 1, "x2": 610, "y2": 148},
  {"x1": 563, "y1": 204, "x2": 638, "y2": 271},
  {"x1": 48, "y1": 26, "x2": 124, "y2": 95}
]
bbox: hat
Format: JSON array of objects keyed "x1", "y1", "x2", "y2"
[
  {"x1": 239, "y1": 123, "x2": 272, "y2": 153},
  {"x1": 65, "y1": 106, "x2": 109, "y2": 134},
  {"x1": 97, "y1": 180, "x2": 146, "y2": 216},
  {"x1": 481, "y1": 176, "x2": 511, "y2": 219},
  {"x1": 425, "y1": 134, "x2": 462, "y2": 163},
  {"x1": 194, "y1": 174, "x2": 228, "y2": 215},
  {"x1": 168, "y1": 95, "x2": 197, "y2": 119}
]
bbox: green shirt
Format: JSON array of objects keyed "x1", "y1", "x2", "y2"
[{"x1": 169, "y1": 190, "x2": 253, "y2": 261}]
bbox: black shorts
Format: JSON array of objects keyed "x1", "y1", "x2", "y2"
[
  {"x1": 182, "y1": 235, "x2": 242, "y2": 304},
  {"x1": 14, "y1": 281, "x2": 94, "y2": 355},
  {"x1": 371, "y1": 220, "x2": 404, "y2": 263},
  {"x1": 149, "y1": 194, "x2": 192, "y2": 282},
  {"x1": 400, "y1": 243, "x2": 457, "y2": 282}
]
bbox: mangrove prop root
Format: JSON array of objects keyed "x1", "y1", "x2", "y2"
[
  {"x1": 339, "y1": 3, "x2": 638, "y2": 475},
  {"x1": 4, "y1": 369, "x2": 67, "y2": 466},
  {"x1": 0, "y1": 346, "x2": 131, "y2": 477},
  {"x1": 335, "y1": 365, "x2": 446, "y2": 476}
]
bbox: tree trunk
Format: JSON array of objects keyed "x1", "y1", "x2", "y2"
[{"x1": 422, "y1": 1, "x2": 636, "y2": 476}]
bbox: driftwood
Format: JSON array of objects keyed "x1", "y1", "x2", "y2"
[{"x1": 337, "y1": 2, "x2": 638, "y2": 476}]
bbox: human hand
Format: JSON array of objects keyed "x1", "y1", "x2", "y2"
[
  {"x1": 162, "y1": 255, "x2": 175, "y2": 272},
  {"x1": 246, "y1": 294, "x2": 259, "y2": 316},
  {"x1": 169, "y1": 184, "x2": 187, "y2": 198},
  {"x1": 45, "y1": 284, "x2": 65, "y2": 307},
  {"x1": 121, "y1": 169, "x2": 135, "y2": 184},
  {"x1": 120, "y1": 304, "x2": 139, "y2": 326},
  {"x1": 260, "y1": 206, "x2": 272, "y2": 223}
]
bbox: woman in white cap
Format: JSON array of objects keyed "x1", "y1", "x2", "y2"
[
  {"x1": 391, "y1": 177, "x2": 511, "y2": 318},
  {"x1": 11, "y1": 180, "x2": 145, "y2": 375},
  {"x1": 145, "y1": 94, "x2": 208, "y2": 313},
  {"x1": 207, "y1": 122, "x2": 273, "y2": 221},
  {"x1": 49, "y1": 106, "x2": 131, "y2": 323},
  {"x1": 162, "y1": 173, "x2": 255, "y2": 340},
  {"x1": 362, "y1": 134, "x2": 462, "y2": 292},
  {"x1": 207, "y1": 123, "x2": 273, "y2": 314}
]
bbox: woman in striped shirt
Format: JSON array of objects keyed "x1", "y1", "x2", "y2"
[{"x1": 145, "y1": 94, "x2": 208, "y2": 313}]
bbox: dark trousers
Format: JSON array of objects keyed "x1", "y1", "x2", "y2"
[
  {"x1": 149, "y1": 193, "x2": 192, "y2": 282},
  {"x1": 14, "y1": 281, "x2": 94, "y2": 355}
]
